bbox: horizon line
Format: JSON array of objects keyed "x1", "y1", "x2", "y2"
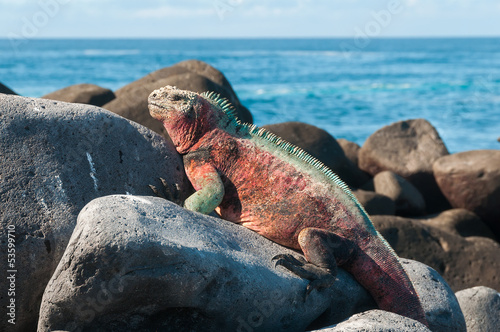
[{"x1": 1, "y1": 35, "x2": 500, "y2": 40}]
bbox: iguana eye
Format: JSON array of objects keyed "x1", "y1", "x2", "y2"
[{"x1": 171, "y1": 95, "x2": 182, "y2": 101}]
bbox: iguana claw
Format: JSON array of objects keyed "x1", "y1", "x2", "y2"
[
  {"x1": 272, "y1": 253, "x2": 336, "y2": 299},
  {"x1": 149, "y1": 184, "x2": 163, "y2": 198},
  {"x1": 149, "y1": 177, "x2": 180, "y2": 204}
]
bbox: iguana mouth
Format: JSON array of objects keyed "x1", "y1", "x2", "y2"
[
  {"x1": 148, "y1": 102, "x2": 168, "y2": 111},
  {"x1": 148, "y1": 102, "x2": 172, "y2": 120}
]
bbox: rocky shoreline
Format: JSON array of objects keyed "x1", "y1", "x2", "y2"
[{"x1": 1, "y1": 60, "x2": 499, "y2": 331}]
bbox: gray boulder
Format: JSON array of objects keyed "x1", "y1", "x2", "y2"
[
  {"x1": 372, "y1": 215, "x2": 500, "y2": 292},
  {"x1": 419, "y1": 209, "x2": 497, "y2": 240},
  {"x1": 0, "y1": 94, "x2": 189, "y2": 332},
  {"x1": 310, "y1": 310, "x2": 430, "y2": 331},
  {"x1": 38, "y1": 195, "x2": 465, "y2": 331},
  {"x1": 402, "y1": 258, "x2": 465, "y2": 331},
  {"x1": 353, "y1": 189, "x2": 396, "y2": 215},
  {"x1": 42, "y1": 83, "x2": 116, "y2": 107},
  {"x1": 37, "y1": 195, "x2": 374, "y2": 332},
  {"x1": 433, "y1": 150, "x2": 500, "y2": 239},
  {"x1": 455, "y1": 286, "x2": 500, "y2": 332},
  {"x1": 358, "y1": 119, "x2": 450, "y2": 213},
  {"x1": 336, "y1": 138, "x2": 361, "y2": 167},
  {"x1": 372, "y1": 171, "x2": 426, "y2": 216}
]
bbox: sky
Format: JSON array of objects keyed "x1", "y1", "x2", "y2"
[{"x1": 1, "y1": 0, "x2": 499, "y2": 39}]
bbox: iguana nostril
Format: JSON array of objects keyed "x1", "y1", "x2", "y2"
[{"x1": 152, "y1": 93, "x2": 157, "y2": 98}]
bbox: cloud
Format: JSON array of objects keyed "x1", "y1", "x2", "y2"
[
  {"x1": 241, "y1": 5, "x2": 296, "y2": 18},
  {"x1": 134, "y1": 5, "x2": 213, "y2": 19},
  {"x1": 0, "y1": 0, "x2": 29, "y2": 4},
  {"x1": 233, "y1": 0, "x2": 333, "y2": 19},
  {"x1": 0, "y1": 0, "x2": 499, "y2": 38}
]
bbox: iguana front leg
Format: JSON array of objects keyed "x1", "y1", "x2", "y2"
[{"x1": 184, "y1": 160, "x2": 225, "y2": 215}]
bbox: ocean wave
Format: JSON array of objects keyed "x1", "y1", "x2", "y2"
[
  {"x1": 212, "y1": 50, "x2": 345, "y2": 57},
  {"x1": 83, "y1": 49, "x2": 141, "y2": 56},
  {"x1": 348, "y1": 83, "x2": 413, "y2": 91},
  {"x1": 244, "y1": 85, "x2": 315, "y2": 98}
]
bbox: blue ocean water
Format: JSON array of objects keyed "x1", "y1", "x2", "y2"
[{"x1": 1, "y1": 38, "x2": 499, "y2": 153}]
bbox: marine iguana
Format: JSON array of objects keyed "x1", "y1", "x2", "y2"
[{"x1": 148, "y1": 86, "x2": 428, "y2": 326}]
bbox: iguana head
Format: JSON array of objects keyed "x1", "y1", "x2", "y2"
[{"x1": 148, "y1": 86, "x2": 227, "y2": 154}]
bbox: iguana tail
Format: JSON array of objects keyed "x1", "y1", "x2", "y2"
[{"x1": 346, "y1": 238, "x2": 428, "y2": 326}]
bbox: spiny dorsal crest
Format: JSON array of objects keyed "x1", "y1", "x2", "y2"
[
  {"x1": 201, "y1": 90, "x2": 366, "y2": 216},
  {"x1": 201, "y1": 90, "x2": 239, "y2": 120}
]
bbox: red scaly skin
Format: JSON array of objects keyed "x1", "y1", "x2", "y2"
[{"x1": 148, "y1": 86, "x2": 428, "y2": 326}]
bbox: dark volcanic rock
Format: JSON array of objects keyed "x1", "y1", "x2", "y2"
[
  {"x1": 358, "y1": 119, "x2": 450, "y2": 213},
  {"x1": 42, "y1": 83, "x2": 116, "y2": 107},
  {"x1": 419, "y1": 209, "x2": 497, "y2": 241},
  {"x1": 263, "y1": 122, "x2": 370, "y2": 188},
  {"x1": 372, "y1": 171, "x2": 426, "y2": 216},
  {"x1": 353, "y1": 189, "x2": 396, "y2": 216},
  {"x1": 372, "y1": 215, "x2": 500, "y2": 292},
  {"x1": 455, "y1": 286, "x2": 500, "y2": 332},
  {"x1": 0, "y1": 94, "x2": 189, "y2": 332},
  {"x1": 433, "y1": 150, "x2": 500, "y2": 239},
  {"x1": 102, "y1": 60, "x2": 252, "y2": 139},
  {"x1": 337, "y1": 138, "x2": 361, "y2": 167},
  {"x1": 1, "y1": 82, "x2": 17, "y2": 95},
  {"x1": 38, "y1": 195, "x2": 374, "y2": 332},
  {"x1": 175, "y1": 59, "x2": 250, "y2": 120}
]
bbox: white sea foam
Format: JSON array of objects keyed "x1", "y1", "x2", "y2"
[{"x1": 83, "y1": 49, "x2": 141, "y2": 56}]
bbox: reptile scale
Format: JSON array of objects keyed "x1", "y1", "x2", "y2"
[{"x1": 148, "y1": 85, "x2": 428, "y2": 326}]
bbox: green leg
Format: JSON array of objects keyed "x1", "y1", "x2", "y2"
[{"x1": 184, "y1": 162, "x2": 225, "y2": 215}]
